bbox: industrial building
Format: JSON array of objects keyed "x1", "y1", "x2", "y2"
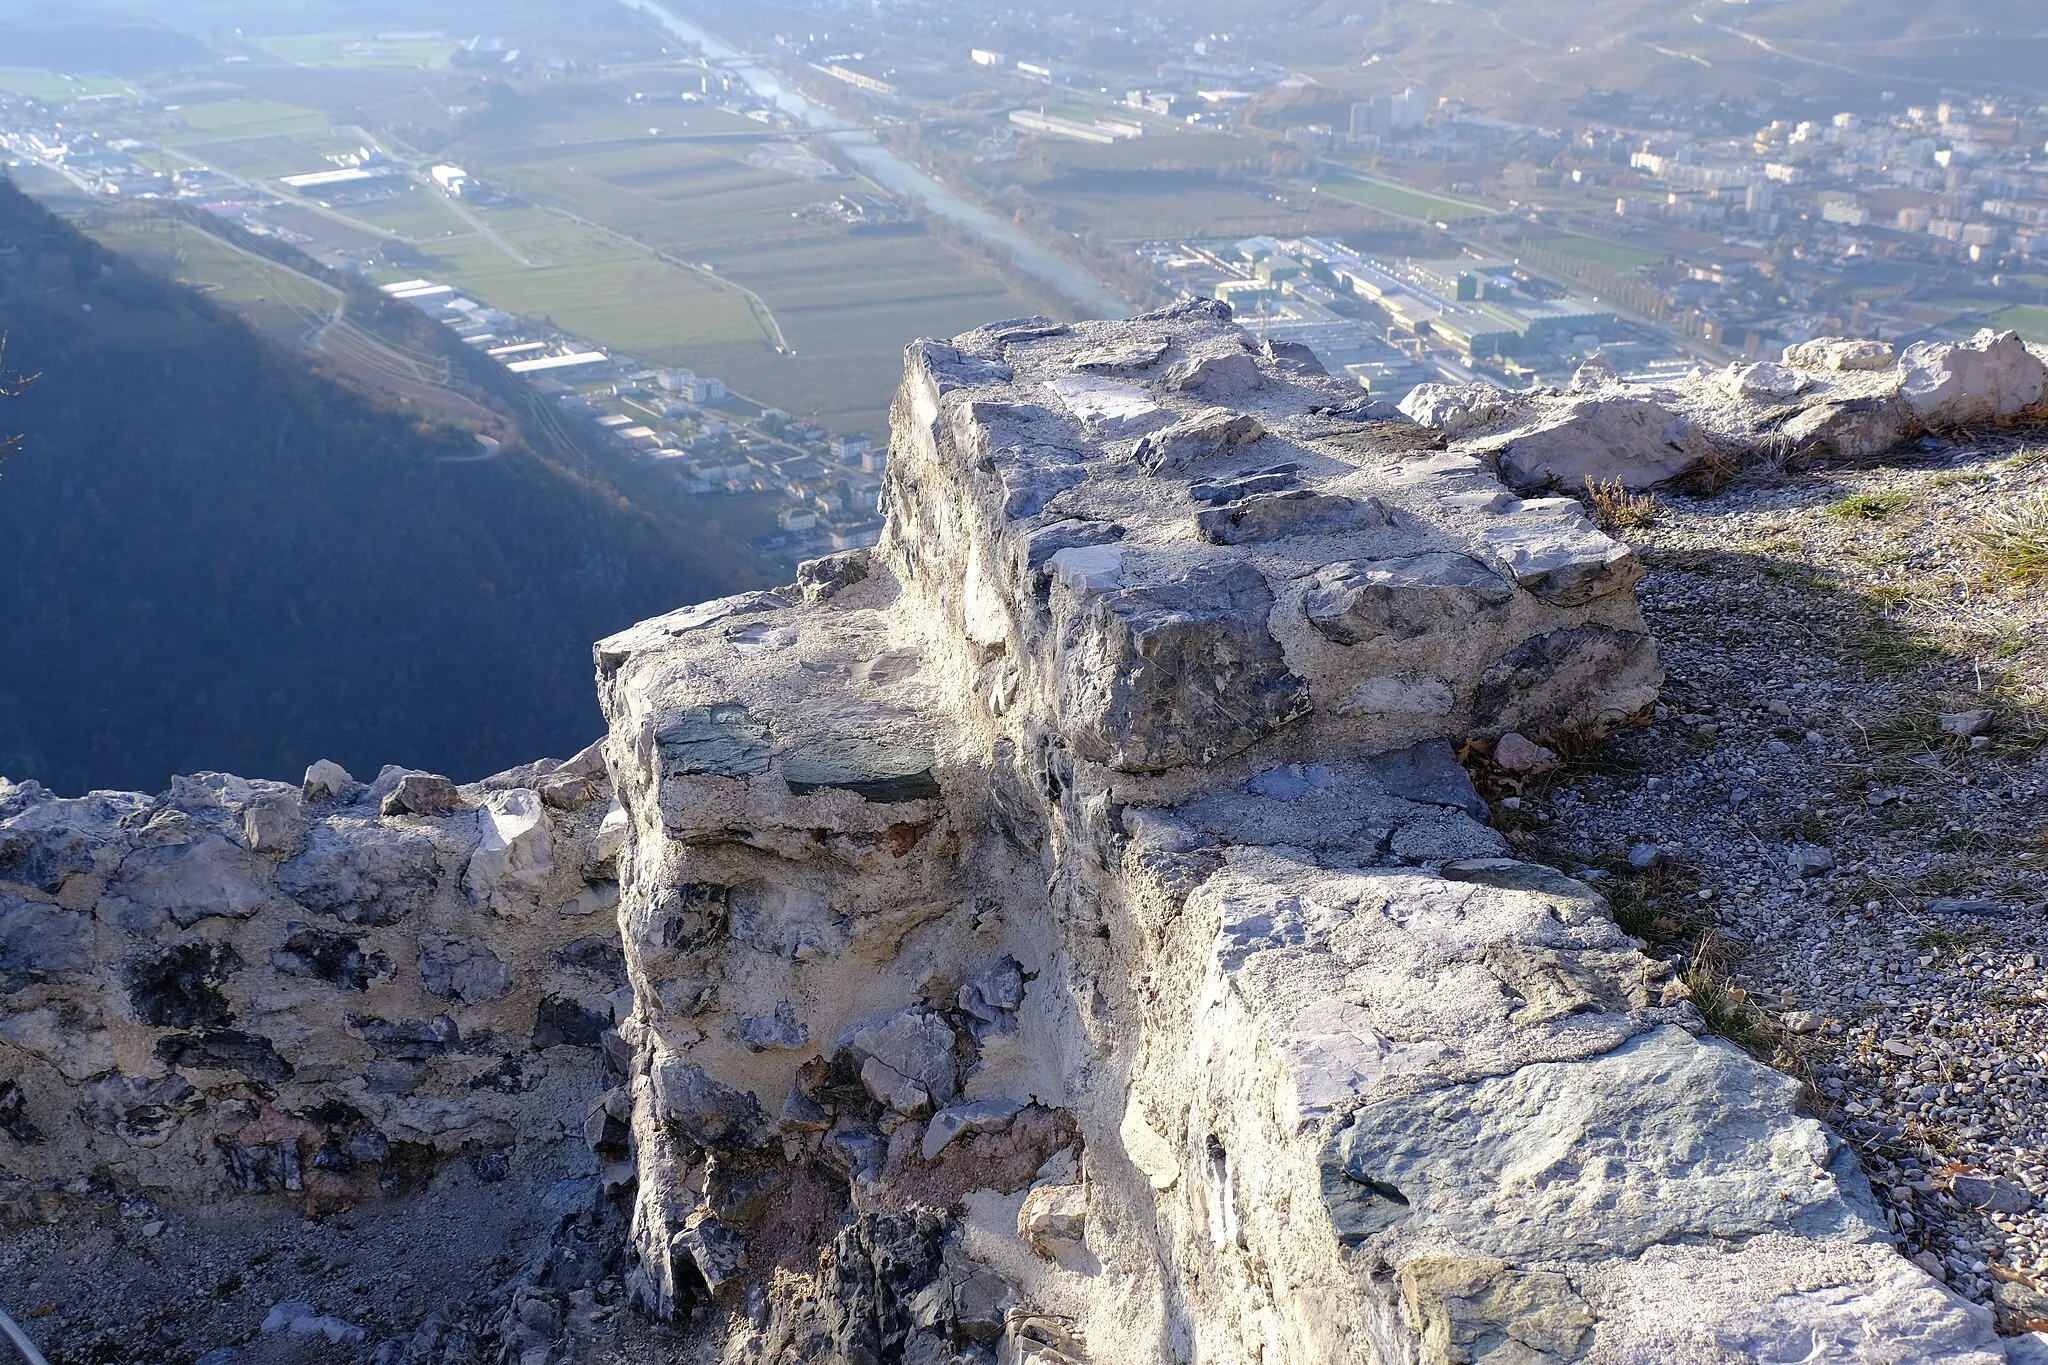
[{"x1": 1321, "y1": 252, "x2": 1617, "y2": 360}]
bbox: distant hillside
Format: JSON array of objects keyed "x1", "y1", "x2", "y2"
[{"x1": 0, "y1": 178, "x2": 764, "y2": 795}]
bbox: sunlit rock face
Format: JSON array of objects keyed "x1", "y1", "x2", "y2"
[
  {"x1": 592, "y1": 304, "x2": 2010, "y2": 1364},
  {"x1": 1401, "y1": 327, "x2": 2048, "y2": 493},
  {"x1": 0, "y1": 748, "x2": 623, "y2": 1208}
]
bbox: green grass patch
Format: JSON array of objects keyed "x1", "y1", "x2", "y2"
[
  {"x1": 166, "y1": 99, "x2": 329, "y2": 142},
  {"x1": 1829, "y1": 490, "x2": 1911, "y2": 520},
  {"x1": 252, "y1": 32, "x2": 459, "y2": 69},
  {"x1": 472, "y1": 146, "x2": 1058, "y2": 430},
  {"x1": 1985, "y1": 304, "x2": 2048, "y2": 345},
  {"x1": 1319, "y1": 175, "x2": 1489, "y2": 223},
  {"x1": 170, "y1": 131, "x2": 359, "y2": 183},
  {"x1": 1681, "y1": 943, "x2": 1763, "y2": 1047},
  {"x1": 1876, "y1": 802, "x2": 1943, "y2": 830},
  {"x1": 1916, "y1": 928, "x2": 1976, "y2": 954},
  {"x1": 87, "y1": 216, "x2": 339, "y2": 343},
  {"x1": 0, "y1": 69, "x2": 132, "y2": 102},
  {"x1": 339, "y1": 194, "x2": 472, "y2": 241},
  {"x1": 1526, "y1": 234, "x2": 1664, "y2": 271},
  {"x1": 1850, "y1": 614, "x2": 1949, "y2": 677},
  {"x1": 1977, "y1": 493, "x2": 2048, "y2": 584},
  {"x1": 405, "y1": 213, "x2": 774, "y2": 363}
]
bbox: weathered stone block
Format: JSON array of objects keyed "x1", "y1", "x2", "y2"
[
  {"x1": 1304, "y1": 554, "x2": 1515, "y2": 645},
  {"x1": 1059, "y1": 560, "x2": 1310, "y2": 773}
]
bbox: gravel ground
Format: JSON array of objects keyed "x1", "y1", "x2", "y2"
[
  {"x1": 0, "y1": 1137, "x2": 677, "y2": 1365},
  {"x1": 1490, "y1": 431, "x2": 2048, "y2": 1336},
  {"x1": 6, "y1": 434, "x2": 2046, "y2": 1360}
]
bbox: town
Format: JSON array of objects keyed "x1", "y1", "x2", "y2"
[{"x1": 4, "y1": 2, "x2": 2048, "y2": 565}]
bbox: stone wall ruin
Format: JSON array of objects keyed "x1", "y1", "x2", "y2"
[
  {"x1": 3, "y1": 303, "x2": 2044, "y2": 1364},
  {"x1": 0, "y1": 750, "x2": 625, "y2": 1210}
]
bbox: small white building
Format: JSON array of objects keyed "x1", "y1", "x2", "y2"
[{"x1": 430, "y1": 164, "x2": 471, "y2": 196}]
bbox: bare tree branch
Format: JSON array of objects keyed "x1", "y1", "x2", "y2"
[{"x1": 0, "y1": 335, "x2": 38, "y2": 478}]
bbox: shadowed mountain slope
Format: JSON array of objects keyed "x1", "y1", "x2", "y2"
[{"x1": 0, "y1": 178, "x2": 761, "y2": 794}]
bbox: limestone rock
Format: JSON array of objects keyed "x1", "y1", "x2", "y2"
[
  {"x1": 1491, "y1": 732, "x2": 1557, "y2": 774},
  {"x1": 1393, "y1": 333, "x2": 2002, "y2": 490},
  {"x1": 649, "y1": 1053, "x2": 762, "y2": 1145},
  {"x1": 849, "y1": 1010, "x2": 959, "y2": 1115},
  {"x1": 922, "y1": 1097, "x2": 1025, "y2": 1159},
  {"x1": 1303, "y1": 553, "x2": 1514, "y2": 645},
  {"x1": 464, "y1": 789, "x2": 554, "y2": 917},
  {"x1": 1326, "y1": 1027, "x2": 1875, "y2": 1259},
  {"x1": 153, "y1": 1028, "x2": 293, "y2": 1082},
  {"x1": 734, "y1": 1004, "x2": 809, "y2": 1053},
  {"x1": 1018, "y1": 1183, "x2": 1087, "y2": 1258},
  {"x1": 1059, "y1": 560, "x2": 1310, "y2": 773},
  {"x1": 1474, "y1": 392, "x2": 1715, "y2": 491},
  {"x1": 108, "y1": 836, "x2": 281, "y2": 928},
  {"x1": 1398, "y1": 382, "x2": 1537, "y2": 440},
  {"x1": 78, "y1": 1072, "x2": 200, "y2": 1147},
  {"x1": 0, "y1": 759, "x2": 616, "y2": 1201},
  {"x1": 1132, "y1": 408, "x2": 1266, "y2": 473},
  {"x1": 1787, "y1": 843, "x2": 1837, "y2": 878},
  {"x1": 1481, "y1": 497, "x2": 1641, "y2": 607},
  {"x1": 1720, "y1": 360, "x2": 1808, "y2": 401},
  {"x1": 380, "y1": 773, "x2": 462, "y2": 818},
  {"x1": 1899, "y1": 329, "x2": 2048, "y2": 427},
  {"x1": 1193, "y1": 490, "x2": 1391, "y2": 545},
  {"x1": 417, "y1": 934, "x2": 514, "y2": 1004},
  {"x1": 1784, "y1": 337, "x2": 1897, "y2": 372},
  {"x1": 279, "y1": 822, "x2": 439, "y2": 925},
  {"x1": 0, "y1": 893, "x2": 93, "y2": 985},
  {"x1": 301, "y1": 760, "x2": 358, "y2": 805},
  {"x1": 1474, "y1": 624, "x2": 1662, "y2": 736},
  {"x1": 1118, "y1": 1101, "x2": 1178, "y2": 1191},
  {"x1": 0, "y1": 1006, "x2": 115, "y2": 1080}
]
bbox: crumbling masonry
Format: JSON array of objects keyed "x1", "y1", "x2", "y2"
[{"x1": 1, "y1": 302, "x2": 2037, "y2": 1364}]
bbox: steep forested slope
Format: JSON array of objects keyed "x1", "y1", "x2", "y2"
[{"x1": 0, "y1": 178, "x2": 761, "y2": 794}]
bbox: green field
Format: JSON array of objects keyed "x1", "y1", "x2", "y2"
[
  {"x1": 1527, "y1": 235, "x2": 1665, "y2": 271},
  {"x1": 0, "y1": 70, "x2": 133, "y2": 102},
  {"x1": 467, "y1": 135, "x2": 1058, "y2": 428},
  {"x1": 1033, "y1": 171, "x2": 1354, "y2": 238},
  {"x1": 394, "y1": 214, "x2": 776, "y2": 363},
  {"x1": 483, "y1": 142, "x2": 822, "y2": 247},
  {"x1": 689, "y1": 228, "x2": 1059, "y2": 429},
  {"x1": 176, "y1": 130, "x2": 364, "y2": 182},
  {"x1": 252, "y1": 32, "x2": 459, "y2": 69},
  {"x1": 1986, "y1": 305, "x2": 2048, "y2": 344},
  {"x1": 165, "y1": 99, "x2": 332, "y2": 143},
  {"x1": 339, "y1": 193, "x2": 472, "y2": 241},
  {"x1": 1032, "y1": 125, "x2": 1264, "y2": 173},
  {"x1": 89, "y1": 216, "x2": 338, "y2": 343},
  {"x1": 449, "y1": 101, "x2": 766, "y2": 151},
  {"x1": 1320, "y1": 175, "x2": 1490, "y2": 223}
]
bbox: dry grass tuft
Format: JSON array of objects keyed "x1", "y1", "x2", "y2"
[
  {"x1": 1976, "y1": 494, "x2": 2048, "y2": 585},
  {"x1": 1829, "y1": 490, "x2": 1912, "y2": 520},
  {"x1": 1582, "y1": 476, "x2": 1658, "y2": 533},
  {"x1": 1681, "y1": 934, "x2": 1765, "y2": 1046}
]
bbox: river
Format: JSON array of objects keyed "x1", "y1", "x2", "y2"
[{"x1": 616, "y1": 0, "x2": 1132, "y2": 319}]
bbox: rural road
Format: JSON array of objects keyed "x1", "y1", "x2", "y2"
[{"x1": 616, "y1": 0, "x2": 1132, "y2": 319}]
